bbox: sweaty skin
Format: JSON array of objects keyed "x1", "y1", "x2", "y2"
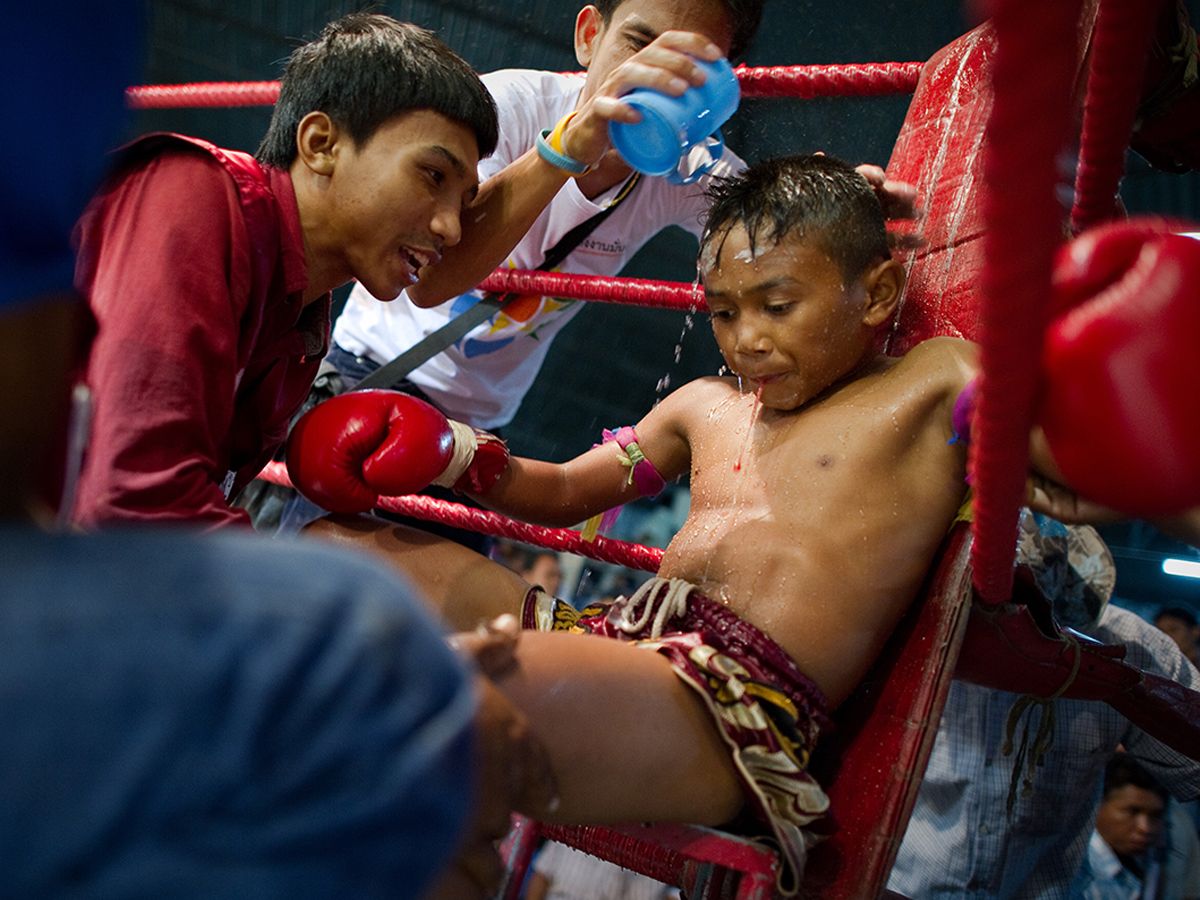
[
  {"x1": 654, "y1": 361, "x2": 969, "y2": 706},
  {"x1": 466, "y1": 226, "x2": 976, "y2": 705},
  {"x1": 653, "y1": 230, "x2": 972, "y2": 705}
]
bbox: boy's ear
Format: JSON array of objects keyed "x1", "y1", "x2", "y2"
[
  {"x1": 862, "y1": 258, "x2": 905, "y2": 327},
  {"x1": 574, "y1": 5, "x2": 603, "y2": 68},
  {"x1": 294, "y1": 111, "x2": 339, "y2": 178}
]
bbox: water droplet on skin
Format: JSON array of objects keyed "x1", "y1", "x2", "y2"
[{"x1": 733, "y1": 383, "x2": 765, "y2": 472}]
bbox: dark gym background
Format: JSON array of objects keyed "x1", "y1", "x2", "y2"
[{"x1": 132, "y1": 1, "x2": 1200, "y2": 609}]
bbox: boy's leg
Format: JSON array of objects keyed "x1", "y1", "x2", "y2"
[
  {"x1": 303, "y1": 514, "x2": 530, "y2": 628},
  {"x1": 305, "y1": 515, "x2": 747, "y2": 826},
  {"x1": 495, "y1": 630, "x2": 745, "y2": 827}
]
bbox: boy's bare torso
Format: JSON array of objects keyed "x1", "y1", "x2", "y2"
[{"x1": 658, "y1": 338, "x2": 975, "y2": 706}]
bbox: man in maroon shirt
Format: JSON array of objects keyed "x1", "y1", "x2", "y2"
[{"x1": 71, "y1": 13, "x2": 498, "y2": 527}]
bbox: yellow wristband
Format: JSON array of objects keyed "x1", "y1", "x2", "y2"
[
  {"x1": 548, "y1": 112, "x2": 576, "y2": 154},
  {"x1": 540, "y1": 112, "x2": 592, "y2": 177}
]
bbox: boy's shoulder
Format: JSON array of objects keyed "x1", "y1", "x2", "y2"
[
  {"x1": 651, "y1": 375, "x2": 738, "y2": 423},
  {"x1": 676, "y1": 374, "x2": 739, "y2": 404},
  {"x1": 890, "y1": 336, "x2": 978, "y2": 387}
]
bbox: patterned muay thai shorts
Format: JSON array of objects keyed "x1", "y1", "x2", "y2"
[{"x1": 521, "y1": 576, "x2": 832, "y2": 895}]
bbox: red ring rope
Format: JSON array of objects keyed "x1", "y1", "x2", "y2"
[
  {"x1": 736, "y1": 62, "x2": 922, "y2": 99},
  {"x1": 125, "y1": 62, "x2": 923, "y2": 109},
  {"x1": 127, "y1": 80, "x2": 281, "y2": 108},
  {"x1": 258, "y1": 462, "x2": 664, "y2": 572},
  {"x1": 480, "y1": 269, "x2": 702, "y2": 311},
  {"x1": 1070, "y1": 0, "x2": 1162, "y2": 233},
  {"x1": 971, "y1": 0, "x2": 1086, "y2": 605}
]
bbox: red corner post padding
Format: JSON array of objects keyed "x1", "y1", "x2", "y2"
[
  {"x1": 883, "y1": 1, "x2": 1101, "y2": 356},
  {"x1": 883, "y1": 24, "x2": 997, "y2": 354},
  {"x1": 802, "y1": 525, "x2": 974, "y2": 898}
]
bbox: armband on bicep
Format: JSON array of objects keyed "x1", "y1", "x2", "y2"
[
  {"x1": 603, "y1": 426, "x2": 666, "y2": 496},
  {"x1": 579, "y1": 426, "x2": 666, "y2": 542},
  {"x1": 949, "y1": 376, "x2": 980, "y2": 446}
]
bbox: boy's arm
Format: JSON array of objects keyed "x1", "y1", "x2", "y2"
[
  {"x1": 286, "y1": 379, "x2": 698, "y2": 528},
  {"x1": 1028, "y1": 475, "x2": 1200, "y2": 548},
  {"x1": 407, "y1": 31, "x2": 723, "y2": 307},
  {"x1": 469, "y1": 381, "x2": 698, "y2": 527}
]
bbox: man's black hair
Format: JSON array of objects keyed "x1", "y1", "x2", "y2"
[
  {"x1": 1103, "y1": 752, "x2": 1168, "y2": 802},
  {"x1": 700, "y1": 153, "x2": 890, "y2": 282},
  {"x1": 257, "y1": 13, "x2": 498, "y2": 168},
  {"x1": 592, "y1": 0, "x2": 764, "y2": 62},
  {"x1": 1156, "y1": 605, "x2": 1198, "y2": 628}
]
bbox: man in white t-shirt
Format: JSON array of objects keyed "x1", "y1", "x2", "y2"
[{"x1": 330, "y1": 0, "x2": 764, "y2": 430}]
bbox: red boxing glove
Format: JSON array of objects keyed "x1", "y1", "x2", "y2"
[
  {"x1": 1039, "y1": 219, "x2": 1200, "y2": 515},
  {"x1": 286, "y1": 390, "x2": 509, "y2": 514}
]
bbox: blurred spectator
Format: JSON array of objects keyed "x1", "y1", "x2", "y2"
[
  {"x1": 1074, "y1": 753, "x2": 1169, "y2": 899},
  {"x1": 518, "y1": 549, "x2": 563, "y2": 597},
  {"x1": 1156, "y1": 607, "x2": 1200, "y2": 667}
]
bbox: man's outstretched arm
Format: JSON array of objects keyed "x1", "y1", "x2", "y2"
[{"x1": 408, "y1": 31, "x2": 723, "y2": 307}]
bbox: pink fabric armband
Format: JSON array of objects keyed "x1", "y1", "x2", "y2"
[
  {"x1": 579, "y1": 426, "x2": 666, "y2": 542},
  {"x1": 602, "y1": 426, "x2": 666, "y2": 497}
]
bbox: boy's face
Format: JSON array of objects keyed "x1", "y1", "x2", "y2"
[
  {"x1": 703, "y1": 225, "x2": 877, "y2": 412},
  {"x1": 321, "y1": 109, "x2": 481, "y2": 301},
  {"x1": 577, "y1": 0, "x2": 734, "y2": 100}
]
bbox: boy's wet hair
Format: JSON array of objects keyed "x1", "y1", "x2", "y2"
[
  {"x1": 593, "y1": 0, "x2": 764, "y2": 62},
  {"x1": 257, "y1": 14, "x2": 498, "y2": 168},
  {"x1": 700, "y1": 154, "x2": 890, "y2": 282}
]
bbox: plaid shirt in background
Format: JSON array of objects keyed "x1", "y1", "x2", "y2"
[{"x1": 888, "y1": 605, "x2": 1200, "y2": 899}]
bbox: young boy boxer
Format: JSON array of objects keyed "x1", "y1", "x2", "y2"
[
  {"x1": 290, "y1": 154, "x2": 962, "y2": 892},
  {"x1": 290, "y1": 154, "x2": 1176, "y2": 894}
]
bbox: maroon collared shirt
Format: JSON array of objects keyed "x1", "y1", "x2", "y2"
[{"x1": 72, "y1": 134, "x2": 330, "y2": 528}]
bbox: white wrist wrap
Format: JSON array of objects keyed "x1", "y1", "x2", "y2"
[{"x1": 432, "y1": 419, "x2": 478, "y2": 488}]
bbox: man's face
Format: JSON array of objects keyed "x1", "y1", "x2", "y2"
[
  {"x1": 578, "y1": 0, "x2": 734, "y2": 101},
  {"x1": 524, "y1": 555, "x2": 563, "y2": 595},
  {"x1": 325, "y1": 110, "x2": 480, "y2": 302},
  {"x1": 1156, "y1": 614, "x2": 1198, "y2": 657},
  {"x1": 1096, "y1": 784, "x2": 1165, "y2": 857},
  {"x1": 703, "y1": 225, "x2": 873, "y2": 412}
]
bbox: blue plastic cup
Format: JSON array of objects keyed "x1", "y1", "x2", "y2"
[{"x1": 609, "y1": 56, "x2": 740, "y2": 184}]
